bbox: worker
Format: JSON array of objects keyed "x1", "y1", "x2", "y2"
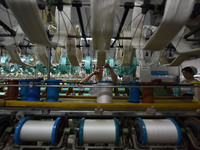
[
  {"x1": 180, "y1": 66, "x2": 198, "y2": 96},
  {"x1": 81, "y1": 63, "x2": 117, "y2": 96}
]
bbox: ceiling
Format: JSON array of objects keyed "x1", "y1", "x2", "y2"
[{"x1": 0, "y1": 0, "x2": 200, "y2": 66}]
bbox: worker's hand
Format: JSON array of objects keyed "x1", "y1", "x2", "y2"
[
  {"x1": 93, "y1": 69, "x2": 100, "y2": 75},
  {"x1": 93, "y1": 66, "x2": 103, "y2": 75},
  {"x1": 105, "y1": 63, "x2": 111, "y2": 70}
]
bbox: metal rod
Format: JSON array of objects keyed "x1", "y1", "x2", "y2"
[
  {"x1": 184, "y1": 39, "x2": 200, "y2": 42},
  {"x1": 0, "y1": 20, "x2": 16, "y2": 37},
  {"x1": 184, "y1": 26, "x2": 200, "y2": 40},
  {"x1": 0, "y1": 84, "x2": 199, "y2": 88},
  {"x1": 68, "y1": 34, "x2": 132, "y2": 40},
  {"x1": 111, "y1": 2, "x2": 134, "y2": 47},
  {"x1": 72, "y1": 1, "x2": 88, "y2": 47},
  {"x1": 0, "y1": 34, "x2": 13, "y2": 37},
  {"x1": 35, "y1": 85, "x2": 200, "y2": 88},
  {"x1": 68, "y1": 34, "x2": 89, "y2": 39},
  {"x1": 0, "y1": 109, "x2": 198, "y2": 117}
]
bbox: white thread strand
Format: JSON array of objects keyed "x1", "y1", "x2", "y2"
[
  {"x1": 6, "y1": 45, "x2": 34, "y2": 67},
  {"x1": 67, "y1": 38, "x2": 79, "y2": 66},
  {"x1": 143, "y1": 119, "x2": 178, "y2": 144},
  {"x1": 20, "y1": 120, "x2": 54, "y2": 142},
  {"x1": 6, "y1": 0, "x2": 54, "y2": 46},
  {"x1": 91, "y1": 0, "x2": 117, "y2": 50},
  {"x1": 83, "y1": 119, "x2": 116, "y2": 144},
  {"x1": 143, "y1": 0, "x2": 195, "y2": 51},
  {"x1": 96, "y1": 50, "x2": 106, "y2": 67}
]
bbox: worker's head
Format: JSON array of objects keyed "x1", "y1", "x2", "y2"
[
  {"x1": 181, "y1": 67, "x2": 197, "y2": 80},
  {"x1": 94, "y1": 66, "x2": 103, "y2": 81}
]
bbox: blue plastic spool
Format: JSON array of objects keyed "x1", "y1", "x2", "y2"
[
  {"x1": 46, "y1": 79, "x2": 62, "y2": 102},
  {"x1": 166, "y1": 118, "x2": 182, "y2": 145},
  {"x1": 137, "y1": 117, "x2": 147, "y2": 145},
  {"x1": 79, "y1": 118, "x2": 85, "y2": 146},
  {"x1": 51, "y1": 117, "x2": 62, "y2": 146},
  {"x1": 27, "y1": 78, "x2": 42, "y2": 101},
  {"x1": 19, "y1": 79, "x2": 31, "y2": 100},
  {"x1": 14, "y1": 117, "x2": 33, "y2": 145},
  {"x1": 128, "y1": 81, "x2": 140, "y2": 103},
  {"x1": 114, "y1": 118, "x2": 120, "y2": 145}
]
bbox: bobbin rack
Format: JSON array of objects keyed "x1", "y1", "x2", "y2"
[
  {"x1": 0, "y1": 79, "x2": 199, "y2": 150},
  {"x1": 0, "y1": 0, "x2": 200, "y2": 149}
]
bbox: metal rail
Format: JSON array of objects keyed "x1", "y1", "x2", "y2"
[{"x1": 0, "y1": 84, "x2": 199, "y2": 88}]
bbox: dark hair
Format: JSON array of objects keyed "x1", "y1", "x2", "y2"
[{"x1": 181, "y1": 67, "x2": 194, "y2": 74}]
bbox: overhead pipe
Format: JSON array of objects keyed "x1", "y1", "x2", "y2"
[
  {"x1": 68, "y1": 35, "x2": 132, "y2": 40},
  {"x1": 0, "y1": 20, "x2": 16, "y2": 37},
  {"x1": 72, "y1": 1, "x2": 89, "y2": 47},
  {"x1": 184, "y1": 26, "x2": 200, "y2": 41},
  {"x1": 110, "y1": 2, "x2": 134, "y2": 48}
]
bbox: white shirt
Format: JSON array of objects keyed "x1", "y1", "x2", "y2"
[{"x1": 180, "y1": 79, "x2": 198, "y2": 95}]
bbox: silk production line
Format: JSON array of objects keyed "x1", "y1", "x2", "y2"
[{"x1": 0, "y1": 0, "x2": 200, "y2": 150}]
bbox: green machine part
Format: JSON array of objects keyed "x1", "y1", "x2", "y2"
[
  {"x1": 84, "y1": 88, "x2": 90, "y2": 93},
  {"x1": 130, "y1": 56, "x2": 137, "y2": 75},
  {"x1": 114, "y1": 56, "x2": 137, "y2": 75},
  {"x1": 37, "y1": 56, "x2": 61, "y2": 75},
  {"x1": 37, "y1": 62, "x2": 47, "y2": 74},
  {"x1": 71, "y1": 66, "x2": 80, "y2": 75},
  {"x1": 61, "y1": 87, "x2": 68, "y2": 93},
  {"x1": 50, "y1": 56, "x2": 60, "y2": 75},
  {"x1": 1, "y1": 55, "x2": 10, "y2": 74},
  {"x1": 73, "y1": 88, "x2": 80, "y2": 93},
  {"x1": 11, "y1": 64, "x2": 21, "y2": 74},
  {"x1": 50, "y1": 66, "x2": 60, "y2": 75},
  {"x1": 1, "y1": 55, "x2": 20, "y2": 74},
  {"x1": 85, "y1": 56, "x2": 93, "y2": 74},
  {"x1": 59, "y1": 56, "x2": 71, "y2": 74},
  {"x1": 22, "y1": 55, "x2": 35, "y2": 75}
]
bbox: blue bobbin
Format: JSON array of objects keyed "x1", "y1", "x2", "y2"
[
  {"x1": 128, "y1": 81, "x2": 140, "y2": 103},
  {"x1": 27, "y1": 78, "x2": 43, "y2": 101},
  {"x1": 46, "y1": 79, "x2": 62, "y2": 102},
  {"x1": 19, "y1": 79, "x2": 31, "y2": 100}
]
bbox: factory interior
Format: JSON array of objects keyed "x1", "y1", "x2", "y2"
[{"x1": 0, "y1": 0, "x2": 200, "y2": 149}]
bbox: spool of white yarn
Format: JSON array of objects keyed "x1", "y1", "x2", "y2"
[
  {"x1": 134, "y1": 118, "x2": 182, "y2": 145},
  {"x1": 14, "y1": 117, "x2": 63, "y2": 146},
  {"x1": 97, "y1": 81, "x2": 113, "y2": 103},
  {"x1": 20, "y1": 120, "x2": 54, "y2": 141},
  {"x1": 79, "y1": 118, "x2": 119, "y2": 146}
]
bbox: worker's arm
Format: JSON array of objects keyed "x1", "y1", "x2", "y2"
[
  {"x1": 81, "y1": 72, "x2": 95, "y2": 83},
  {"x1": 82, "y1": 68, "x2": 101, "y2": 83},
  {"x1": 105, "y1": 63, "x2": 117, "y2": 83}
]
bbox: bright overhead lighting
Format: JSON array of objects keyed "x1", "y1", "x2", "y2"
[{"x1": 81, "y1": 38, "x2": 115, "y2": 41}]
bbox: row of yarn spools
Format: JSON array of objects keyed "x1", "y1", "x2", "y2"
[
  {"x1": 4, "y1": 78, "x2": 62, "y2": 102},
  {"x1": 3, "y1": 78, "x2": 153, "y2": 103},
  {"x1": 0, "y1": 55, "x2": 137, "y2": 76},
  {"x1": 0, "y1": 116, "x2": 199, "y2": 149},
  {"x1": 3, "y1": 78, "x2": 156, "y2": 103}
]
